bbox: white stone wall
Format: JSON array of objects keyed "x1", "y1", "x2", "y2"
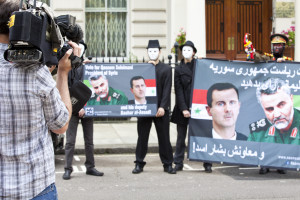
[
  {"x1": 170, "y1": 0, "x2": 187, "y2": 49},
  {"x1": 169, "y1": 0, "x2": 206, "y2": 58},
  {"x1": 275, "y1": 18, "x2": 295, "y2": 33},
  {"x1": 130, "y1": 0, "x2": 168, "y2": 61},
  {"x1": 47, "y1": 0, "x2": 207, "y2": 61},
  {"x1": 273, "y1": 0, "x2": 295, "y2": 33},
  {"x1": 51, "y1": 0, "x2": 85, "y2": 34}
]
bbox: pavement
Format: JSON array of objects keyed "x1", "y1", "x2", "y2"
[{"x1": 60, "y1": 117, "x2": 179, "y2": 154}]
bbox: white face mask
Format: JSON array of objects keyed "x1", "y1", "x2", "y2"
[
  {"x1": 182, "y1": 46, "x2": 194, "y2": 59},
  {"x1": 147, "y1": 48, "x2": 160, "y2": 61}
]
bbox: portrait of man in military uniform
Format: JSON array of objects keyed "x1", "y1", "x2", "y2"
[
  {"x1": 248, "y1": 77, "x2": 300, "y2": 145},
  {"x1": 87, "y1": 73, "x2": 128, "y2": 105},
  {"x1": 204, "y1": 83, "x2": 247, "y2": 140}
]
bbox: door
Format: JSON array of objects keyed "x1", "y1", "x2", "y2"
[{"x1": 206, "y1": 0, "x2": 272, "y2": 60}]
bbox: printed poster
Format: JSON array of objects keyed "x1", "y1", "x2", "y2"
[
  {"x1": 83, "y1": 63, "x2": 157, "y2": 117},
  {"x1": 188, "y1": 59, "x2": 300, "y2": 170}
]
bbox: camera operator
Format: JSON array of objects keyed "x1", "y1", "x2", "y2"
[{"x1": 0, "y1": 1, "x2": 80, "y2": 199}]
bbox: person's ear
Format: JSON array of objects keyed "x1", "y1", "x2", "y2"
[
  {"x1": 130, "y1": 88, "x2": 133, "y2": 94},
  {"x1": 206, "y1": 106, "x2": 212, "y2": 116}
]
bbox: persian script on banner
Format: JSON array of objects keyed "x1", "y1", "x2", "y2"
[{"x1": 188, "y1": 59, "x2": 300, "y2": 170}]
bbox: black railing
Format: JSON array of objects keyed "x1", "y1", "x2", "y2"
[{"x1": 86, "y1": 43, "x2": 181, "y2": 69}]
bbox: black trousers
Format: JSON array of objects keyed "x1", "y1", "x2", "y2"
[
  {"x1": 173, "y1": 124, "x2": 188, "y2": 165},
  {"x1": 64, "y1": 115, "x2": 95, "y2": 171},
  {"x1": 135, "y1": 110, "x2": 174, "y2": 166}
]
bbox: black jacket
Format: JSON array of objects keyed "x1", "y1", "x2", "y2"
[
  {"x1": 68, "y1": 65, "x2": 84, "y2": 87},
  {"x1": 155, "y1": 62, "x2": 172, "y2": 111},
  {"x1": 171, "y1": 59, "x2": 195, "y2": 125}
]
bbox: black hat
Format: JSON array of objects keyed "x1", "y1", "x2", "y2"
[
  {"x1": 270, "y1": 34, "x2": 288, "y2": 44},
  {"x1": 179, "y1": 40, "x2": 197, "y2": 53},
  {"x1": 146, "y1": 40, "x2": 161, "y2": 49}
]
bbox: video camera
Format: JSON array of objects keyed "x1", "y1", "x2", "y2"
[{"x1": 4, "y1": 0, "x2": 83, "y2": 68}]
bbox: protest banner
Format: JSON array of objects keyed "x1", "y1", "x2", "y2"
[
  {"x1": 83, "y1": 63, "x2": 157, "y2": 117},
  {"x1": 188, "y1": 58, "x2": 300, "y2": 170}
]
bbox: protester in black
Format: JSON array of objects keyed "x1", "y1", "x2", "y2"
[
  {"x1": 132, "y1": 40, "x2": 176, "y2": 174},
  {"x1": 171, "y1": 40, "x2": 213, "y2": 172}
]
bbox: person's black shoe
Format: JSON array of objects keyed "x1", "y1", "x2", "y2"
[
  {"x1": 259, "y1": 167, "x2": 269, "y2": 174},
  {"x1": 204, "y1": 165, "x2": 212, "y2": 173},
  {"x1": 62, "y1": 169, "x2": 72, "y2": 180},
  {"x1": 86, "y1": 168, "x2": 104, "y2": 176},
  {"x1": 164, "y1": 165, "x2": 176, "y2": 174},
  {"x1": 175, "y1": 164, "x2": 183, "y2": 171},
  {"x1": 132, "y1": 165, "x2": 143, "y2": 174},
  {"x1": 277, "y1": 169, "x2": 286, "y2": 174}
]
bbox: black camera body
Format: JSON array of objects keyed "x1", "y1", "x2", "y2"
[
  {"x1": 5, "y1": 7, "x2": 56, "y2": 66},
  {"x1": 55, "y1": 14, "x2": 83, "y2": 69},
  {"x1": 4, "y1": 0, "x2": 83, "y2": 68},
  {"x1": 57, "y1": 43, "x2": 82, "y2": 69},
  {"x1": 5, "y1": 1, "x2": 92, "y2": 151}
]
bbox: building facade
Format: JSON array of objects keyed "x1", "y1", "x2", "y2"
[{"x1": 42, "y1": 0, "x2": 297, "y2": 61}]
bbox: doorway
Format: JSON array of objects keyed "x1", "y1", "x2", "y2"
[{"x1": 205, "y1": 0, "x2": 272, "y2": 60}]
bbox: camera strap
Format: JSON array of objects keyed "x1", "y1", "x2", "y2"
[{"x1": 40, "y1": 3, "x2": 64, "y2": 50}]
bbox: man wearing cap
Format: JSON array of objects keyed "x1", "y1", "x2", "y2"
[
  {"x1": 87, "y1": 73, "x2": 128, "y2": 105},
  {"x1": 266, "y1": 34, "x2": 292, "y2": 62},
  {"x1": 248, "y1": 77, "x2": 300, "y2": 174},
  {"x1": 132, "y1": 40, "x2": 176, "y2": 174},
  {"x1": 249, "y1": 77, "x2": 300, "y2": 144}
]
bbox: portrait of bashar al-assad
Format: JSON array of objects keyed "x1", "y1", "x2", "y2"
[
  {"x1": 128, "y1": 76, "x2": 156, "y2": 105},
  {"x1": 205, "y1": 82, "x2": 247, "y2": 141},
  {"x1": 129, "y1": 76, "x2": 147, "y2": 104}
]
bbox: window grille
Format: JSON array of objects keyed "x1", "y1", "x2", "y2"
[
  {"x1": 85, "y1": 0, "x2": 127, "y2": 58},
  {"x1": 39, "y1": 0, "x2": 50, "y2": 6}
]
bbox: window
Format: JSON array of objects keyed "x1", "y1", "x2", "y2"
[
  {"x1": 85, "y1": 0, "x2": 127, "y2": 58},
  {"x1": 39, "y1": 0, "x2": 50, "y2": 6}
]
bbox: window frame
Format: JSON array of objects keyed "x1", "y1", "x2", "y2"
[{"x1": 85, "y1": 0, "x2": 129, "y2": 59}]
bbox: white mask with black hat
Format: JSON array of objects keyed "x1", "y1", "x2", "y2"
[
  {"x1": 182, "y1": 46, "x2": 194, "y2": 59},
  {"x1": 148, "y1": 48, "x2": 160, "y2": 61}
]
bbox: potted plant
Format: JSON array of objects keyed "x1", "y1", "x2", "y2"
[
  {"x1": 171, "y1": 28, "x2": 186, "y2": 61},
  {"x1": 281, "y1": 26, "x2": 295, "y2": 58}
]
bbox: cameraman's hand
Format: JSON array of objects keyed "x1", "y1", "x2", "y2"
[
  {"x1": 57, "y1": 41, "x2": 81, "y2": 74},
  {"x1": 58, "y1": 48, "x2": 73, "y2": 73},
  {"x1": 68, "y1": 41, "x2": 81, "y2": 57}
]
